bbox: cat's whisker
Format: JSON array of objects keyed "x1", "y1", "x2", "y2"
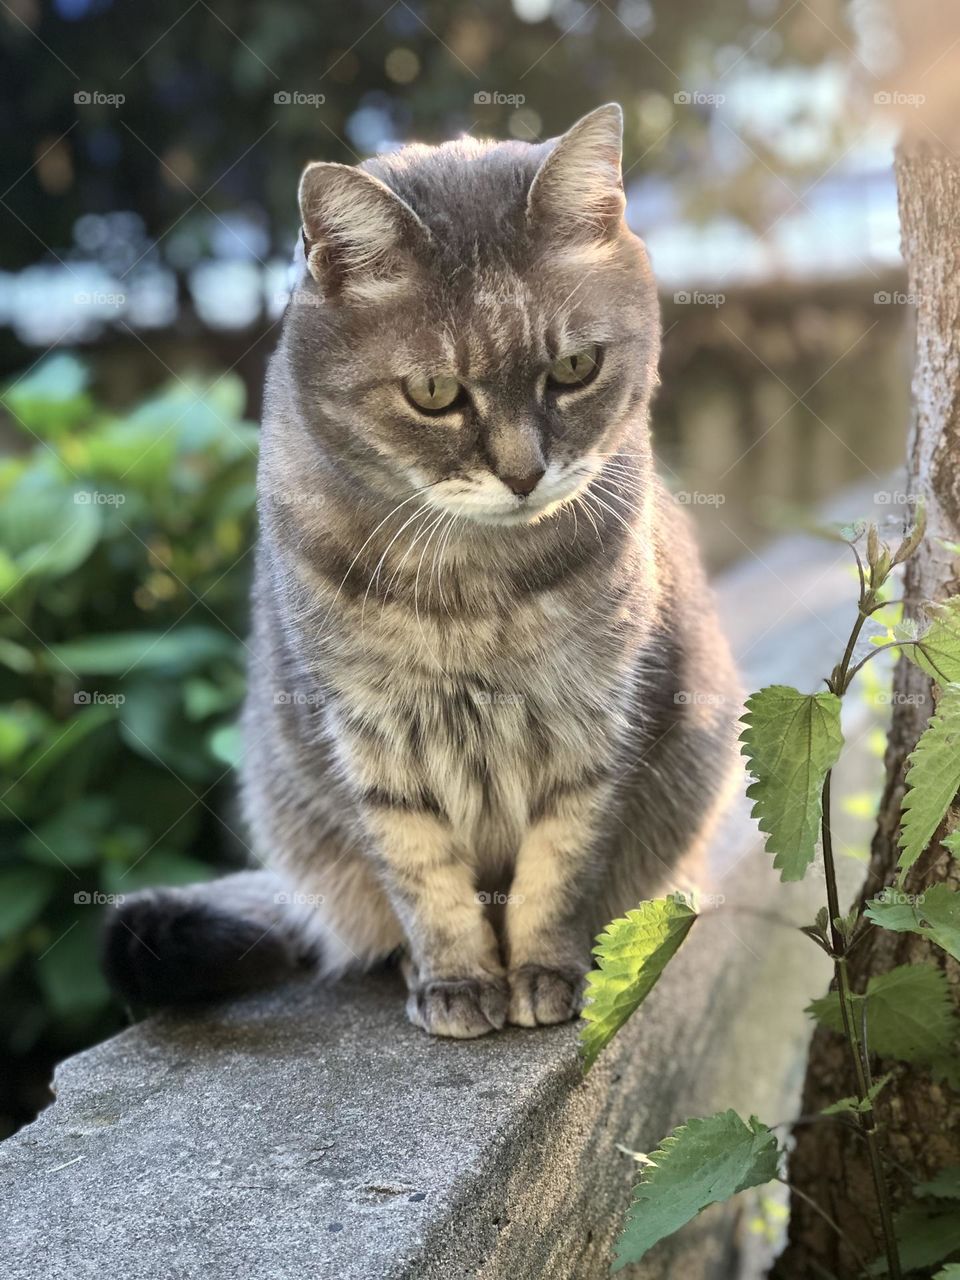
[
  {"x1": 575, "y1": 493, "x2": 604, "y2": 546},
  {"x1": 324, "y1": 484, "x2": 434, "y2": 628},
  {"x1": 588, "y1": 489, "x2": 638, "y2": 536},
  {"x1": 413, "y1": 511, "x2": 448, "y2": 667},
  {"x1": 592, "y1": 482, "x2": 643, "y2": 515},
  {"x1": 379, "y1": 507, "x2": 437, "y2": 618},
  {"x1": 362, "y1": 502, "x2": 432, "y2": 629},
  {"x1": 434, "y1": 513, "x2": 461, "y2": 619}
]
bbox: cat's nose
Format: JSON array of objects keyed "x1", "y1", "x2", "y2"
[{"x1": 500, "y1": 467, "x2": 545, "y2": 498}]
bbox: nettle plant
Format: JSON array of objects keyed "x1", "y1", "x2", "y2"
[{"x1": 579, "y1": 508, "x2": 960, "y2": 1279}]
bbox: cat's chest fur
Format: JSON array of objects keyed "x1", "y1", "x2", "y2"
[{"x1": 328, "y1": 589, "x2": 631, "y2": 861}]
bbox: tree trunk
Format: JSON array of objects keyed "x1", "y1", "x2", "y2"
[{"x1": 772, "y1": 141, "x2": 960, "y2": 1278}]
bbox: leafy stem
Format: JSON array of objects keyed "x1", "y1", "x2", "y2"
[{"x1": 817, "y1": 587, "x2": 903, "y2": 1279}]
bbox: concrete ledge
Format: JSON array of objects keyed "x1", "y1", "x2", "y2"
[{"x1": 2, "y1": 511, "x2": 875, "y2": 1280}]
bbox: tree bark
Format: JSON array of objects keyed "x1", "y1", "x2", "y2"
[{"x1": 772, "y1": 141, "x2": 960, "y2": 1278}]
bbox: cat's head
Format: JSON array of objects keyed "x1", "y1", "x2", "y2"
[{"x1": 283, "y1": 104, "x2": 659, "y2": 527}]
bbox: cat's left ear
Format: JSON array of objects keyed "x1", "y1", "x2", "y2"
[{"x1": 526, "y1": 103, "x2": 625, "y2": 244}]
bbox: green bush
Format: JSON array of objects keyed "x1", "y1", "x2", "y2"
[{"x1": 0, "y1": 355, "x2": 258, "y2": 1112}]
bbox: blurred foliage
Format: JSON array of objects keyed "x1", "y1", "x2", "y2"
[
  {"x1": 0, "y1": 0, "x2": 860, "y2": 275},
  {"x1": 0, "y1": 354, "x2": 257, "y2": 1119}
]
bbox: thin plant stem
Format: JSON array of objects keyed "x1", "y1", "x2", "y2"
[
  {"x1": 776, "y1": 1177, "x2": 870, "y2": 1278},
  {"x1": 820, "y1": 772, "x2": 902, "y2": 1279}
]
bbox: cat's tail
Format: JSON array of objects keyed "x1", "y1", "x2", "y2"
[{"x1": 101, "y1": 869, "x2": 324, "y2": 1006}]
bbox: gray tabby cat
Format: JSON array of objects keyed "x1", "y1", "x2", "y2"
[{"x1": 104, "y1": 104, "x2": 739, "y2": 1039}]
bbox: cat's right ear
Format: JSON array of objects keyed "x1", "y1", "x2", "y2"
[{"x1": 298, "y1": 162, "x2": 430, "y2": 299}]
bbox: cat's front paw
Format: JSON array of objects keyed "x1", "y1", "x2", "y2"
[
  {"x1": 507, "y1": 964, "x2": 585, "y2": 1027},
  {"x1": 406, "y1": 976, "x2": 509, "y2": 1039}
]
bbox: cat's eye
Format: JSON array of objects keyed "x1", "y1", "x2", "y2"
[
  {"x1": 548, "y1": 345, "x2": 601, "y2": 389},
  {"x1": 403, "y1": 373, "x2": 463, "y2": 414}
]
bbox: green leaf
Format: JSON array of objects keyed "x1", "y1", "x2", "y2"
[
  {"x1": 614, "y1": 1111, "x2": 780, "y2": 1269},
  {"x1": 580, "y1": 897, "x2": 697, "y2": 1071},
  {"x1": 44, "y1": 626, "x2": 238, "y2": 677},
  {"x1": 102, "y1": 851, "x2": 215, "y2": 894},
  {"x1": 22, "y1": 798, "x2": 113, "y2": 868},
  {"x1": 822, "y1": 1073, "x2": 892, "y2": 1116},
  {"x1": 118, "y1": 680, "x2": 211, "y2": 781},
  {"x1": 867, "y1": 1204, "x2": 960, "y2": 1275},
  {"x1": 0, "y1": 636, "x2": 35, "y2": 674},
  {"x1": 3, "y1": 353, "x2": 92, "y2": 437},
  {"x1": 866, "y1": 885, "x2": 960, "y2": 962},
  {"x1": 899, "y1": 684, "x2": 960, "y2": 872},
  {"x1": 35, "y1": 911, "x2": 112, "y2": 1016},
  {"x1": 915, "y1": 1167, "x2": 960, "y2": 1200},
  {"x1": 0, "y1": 868, "x2": 57, "y2": 940},
  {"x1": 934, "y1": 1267, "x2": 960, "y2": 1280},
  {"x1": 0, "y1": 474, "x2": 102, "y2": 589},
  {"x1": 740, "y1": 686, "x2": 844, "y2": 881},
  {"x1": 207, "y1": 720, "x2": 243, "y2": 769},
  {"x1": 807, "y1": 964, "x2": 960, "y2": 1087},
  {"x1": 904, "y1": 598, "x2": 960, "y2": 685}
]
